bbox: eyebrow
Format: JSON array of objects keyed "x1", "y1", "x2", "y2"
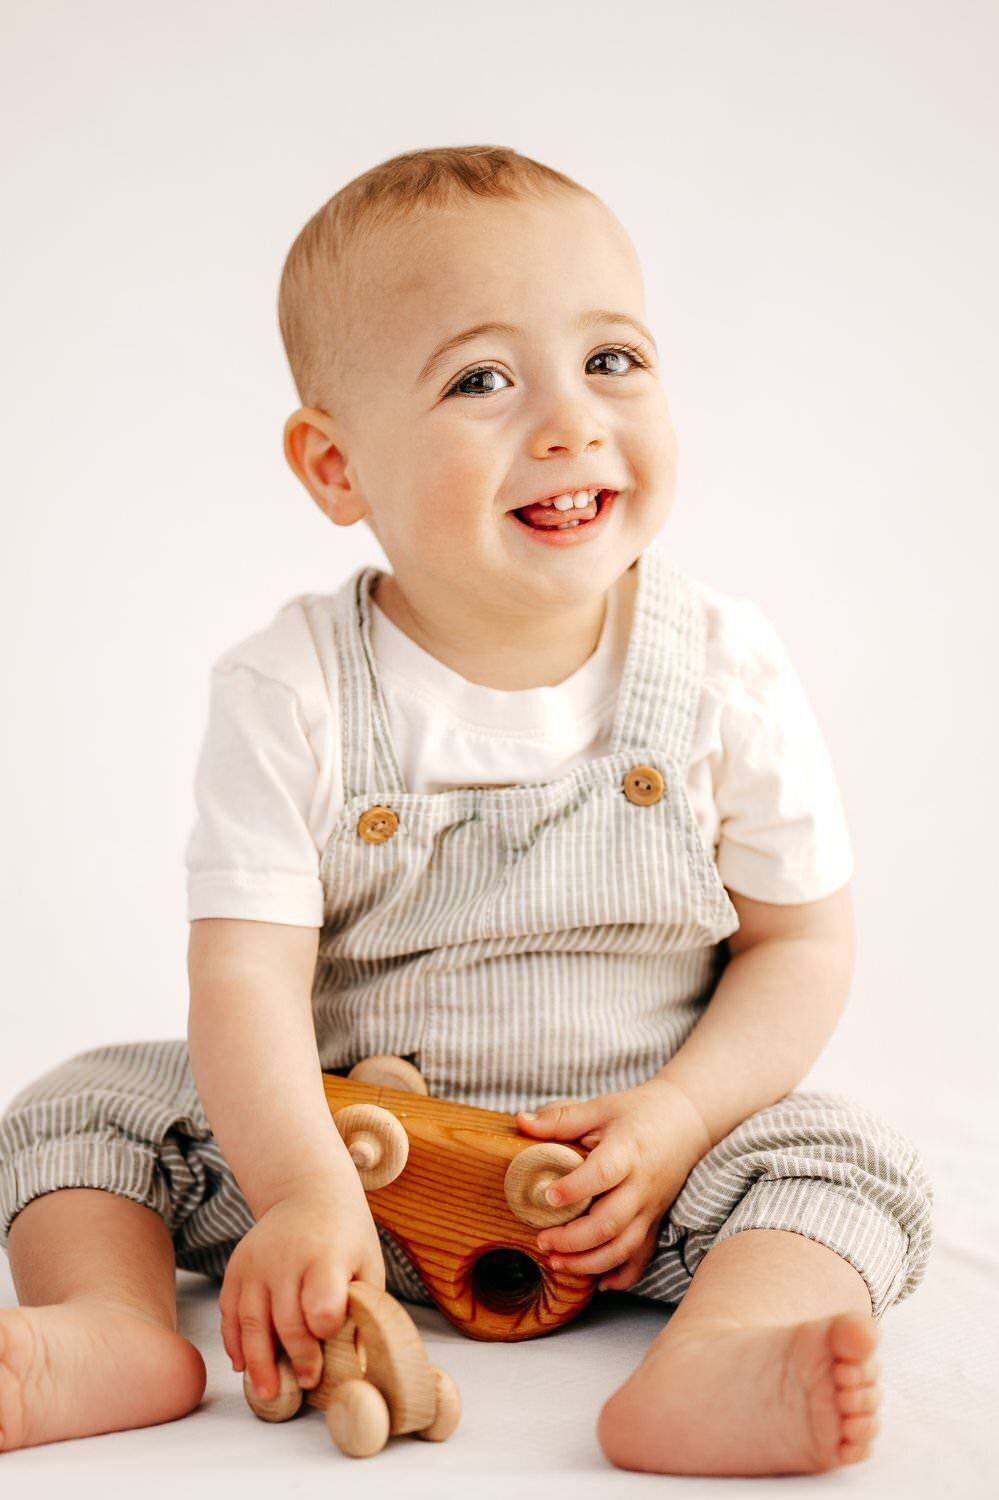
[{"x1": 415, "y1": 309, "x2": 659, "y2": 388}]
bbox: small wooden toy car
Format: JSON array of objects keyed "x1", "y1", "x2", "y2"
[
  {"x1": 243, "y1": 1279, "x2": 461, "y2": 1457},
  {"x1": 322, "y1": 1055, "x2": 597, "y2": 1342}
]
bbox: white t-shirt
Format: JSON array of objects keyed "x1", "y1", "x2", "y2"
[{"x1": 184, "y1": 563, "x2": 853, "y2": 926}]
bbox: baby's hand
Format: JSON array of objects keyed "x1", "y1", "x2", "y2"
[
  {"x1": 218, "y1": 1173, "x2": 385, "y2": 1401},
  {"x1": 516, "y1": 1079, "x2": 712, "y2": 1290}
]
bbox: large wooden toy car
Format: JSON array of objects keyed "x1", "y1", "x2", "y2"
[
  {"x1": 322, "y1": 1054, "x2": 597, "y2": 1342},
  {"x1": 243, "y1": 1279, "x2": 461, "y2": 1457}
]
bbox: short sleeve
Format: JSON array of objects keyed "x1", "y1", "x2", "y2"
[
  {"x1": 185, "y1": 664, "x2": 325, "y2": 926},
  {"x1": 714, "y1": 609, "x2": 854, "y2": 904}
]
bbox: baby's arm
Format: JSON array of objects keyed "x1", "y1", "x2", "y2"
[
  {"x1": 187, "y1": 918, "x2": 384, "y2": 1399},
  {"x1": 187, "y1": 918, "x2": 354, "y2": 1213},
  {"x1": 655, "y1": 883, "x2": 856, "y2": 1148}
]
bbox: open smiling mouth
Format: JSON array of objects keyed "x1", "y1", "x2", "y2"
[{"x1": 509, "y1": 489, "x2": 617, "y2": 543}]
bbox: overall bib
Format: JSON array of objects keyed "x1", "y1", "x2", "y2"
[{"x1": 0, "y1": 549, "x2": 934, "y2": 1321}]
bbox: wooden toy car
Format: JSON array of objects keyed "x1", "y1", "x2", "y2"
[
  {"x1": 243, "y1": 1279, "x2": 461, "y2": 1457},
  {"x1": 322, "y1": 1055, "x2": 597, "y2": 1342}
]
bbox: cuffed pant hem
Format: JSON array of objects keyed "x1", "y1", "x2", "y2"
[
  {"x1": 706, "y1": 1176, "x2": 915, "y2": 1321},
  {"x1": 0, "y1": 1133, "x2": 174, "y2": 1253}
]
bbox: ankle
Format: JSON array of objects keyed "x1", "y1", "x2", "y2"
[
  {"x1": 648, "y1": 1313, "x2": 749, "y2": 1359},
  {"x1": 64, "y1": 1293, "x2": 178, "y2": 1334}
]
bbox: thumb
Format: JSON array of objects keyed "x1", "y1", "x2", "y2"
[
  {"x1": 300, "y1": 1264, "x2": 349, "y2": 1341},
  {"x1": 516, "y1": 1097, "x2": 599, "y2": 1141}
]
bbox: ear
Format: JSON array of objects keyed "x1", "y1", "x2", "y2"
[{"x1": 283, "y1": 407, "x2": 368, "y2": 526}]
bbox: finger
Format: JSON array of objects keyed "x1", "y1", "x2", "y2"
[
  {"x1": 219, "y1": 1276, "x2": 244, "y2": 1372},
  {"x1": 598, "y1": 1224, "x2": 659, "y2": 1290},
  {"x1": 300, "y1": 1260, "x2": 350, "y2": 1344},
  {"x1": 272, "y1": 1269, "x2": 327, "y2": 1390},
  {"x1": 547, "y1": 1224, "x2": 651, "y2": 1278},
  {"x1": 543, "y1": 1144, "x2": 628, "y2": 1209},
  {"x1": 537, "y1": 1184, "x2": 636, "y2": 1255},
  {"x1": 598, "y1": 1258, "x2": 642, "y2": 1292},
  {"x1": 239, "y1": 1283, "x2": 279, "y2": 1401},
  {"x1": 516, "y1": 1098, "x2": 602, "y2": 1140}
]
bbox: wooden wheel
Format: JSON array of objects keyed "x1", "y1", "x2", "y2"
[
  {"x1": 348, "y1": 1055, "x2": 429, "y2": 1093},
  {"x1": 332, "y1": 1103, "x2": 410, "y2": 1189},
  {"x1": 414, "y1": 1365, "x2": 462, "y2": 1442},
  {"x1": 243, "y1": 1352, "x2": 304, "y2": 1422},
  {"x1": 325, "y1": 1378, "x2": 391, "y2": 1457},
  {"x1": 504, "y1": 1142, "x2": 592, "y2": 1228}
]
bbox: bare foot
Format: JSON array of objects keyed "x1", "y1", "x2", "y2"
[
  {"x1": 597, "y1": 1311, "x2": 880, "y2": 1476},
  {"x1": 0, "y1": 1298, "x2": 207, "y2": 1452}
]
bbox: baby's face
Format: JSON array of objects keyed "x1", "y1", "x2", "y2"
[{"x1": 296, "y1": 193, "x2": 678, "y2": 642}]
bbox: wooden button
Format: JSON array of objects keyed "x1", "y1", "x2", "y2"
[
  {"x1": 622, "y1": 765, "x2": 664, "y2": 806},
  {"x1": 357, "y1": 806, "x2": 399, "y2": 843}
]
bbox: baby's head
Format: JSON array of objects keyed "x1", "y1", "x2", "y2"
[{"x1": 278, "y1": 145, "x2": 678, "y2": 661}]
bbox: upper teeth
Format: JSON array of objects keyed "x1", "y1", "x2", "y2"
[{"x1": 541, "y1": 489, "x2": 602, "y2": 510}]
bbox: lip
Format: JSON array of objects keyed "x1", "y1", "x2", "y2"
[{"x1": 507, "y1": 489, "x2": 618, "y2": 547}]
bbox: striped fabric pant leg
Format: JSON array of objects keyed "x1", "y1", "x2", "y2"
[
  {"x1": 0, "y1": 1048, "x2": 932, "y2": 1322},
  {"x1": 629, "y1": 1089, "x2": 934, "y2": 1322},
  {"x1": 0, "y1": 1039, "x2": 446, "y2": 1299}
]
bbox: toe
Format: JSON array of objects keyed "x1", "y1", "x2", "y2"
[
  {"x1": 829, "y1": 1312, "x2": 878, "y2": 1365},
  {"x1": 834, "y1": 1353, "x2": 881, "y2": 1388},
  {"x1": 841, "y1": 1414, "x2": 879, "y2": 1446},
  {"x1": 837, "y1": 1384, "x2": 880, "y2": 1416},
  {"x1": 839, "y1": 1439, "x2": 873, "y2": 1466}
]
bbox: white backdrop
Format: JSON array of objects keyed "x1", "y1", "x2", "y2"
[{"x1": 1, "y1": 0, "x2": 996, "y2": 1225}]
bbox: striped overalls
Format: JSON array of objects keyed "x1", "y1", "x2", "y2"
[{"x1": 0, "y1": 549, "x2": 933, "y2": 1320}]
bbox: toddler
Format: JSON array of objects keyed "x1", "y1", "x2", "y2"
[{"x1": 0, "y1": 144, "x2": 933, "y2": 1475}]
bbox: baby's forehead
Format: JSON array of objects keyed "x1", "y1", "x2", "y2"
[
  {"x1": 336, "y1": 196, "x2": 644, "y2": 379},
  {"x1": 364, "y1": 193, "x2": 626, "y2": 284},
  {"x1": 378, "y1": 206, "x2": 632, "y2": 301}
]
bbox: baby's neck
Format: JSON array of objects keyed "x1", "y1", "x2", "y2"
[{"x1": 371, "y1": 574, "x2": 614, "y2": 691}]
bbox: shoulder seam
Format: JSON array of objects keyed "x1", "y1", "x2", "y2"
[
  {"x1": 211, "y1": 660, "x2": 302, "y2": 696},
  {"x1": 210, "y1": 662, "x2": 318, "y2": 767}
]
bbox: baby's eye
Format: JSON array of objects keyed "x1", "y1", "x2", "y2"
[
  {"x1": 446, "y1": 344, "x2": 648, "y2": 398},
  {"x1": 588, "y1": 347, "x2": 642, "y2": 376},
  {"x1": 449, "y1": 366, "x2": 512, "y2": 397}
]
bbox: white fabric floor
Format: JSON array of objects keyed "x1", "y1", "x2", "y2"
[{"x1": 1, "y1": 1120, "x2": 996, "y2": 1500}]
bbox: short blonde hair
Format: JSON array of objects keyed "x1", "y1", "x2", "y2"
[{"x1": 277, "y1": 144, "x2": 597, "y2": 418}]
